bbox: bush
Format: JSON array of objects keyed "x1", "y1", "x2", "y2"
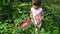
[{"x1": 0, "y1": 0, "x2": 60, "y2": 34}]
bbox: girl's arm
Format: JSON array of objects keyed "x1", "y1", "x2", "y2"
[
  {"x1": 37, "y1": 10, "x2": 44, "y2": 25},
  {"x1": 30, "y1": 9, "x2": 33, "y2": 19},
  {"x1": 30, "y1": 12, "x2": 33, "y2": 19},
  {"x1": 30, "y1": 10, "x2": 34, "y2": 23},
  {"x1": 40, "y1": 10, "x2": 44, "y2": 21},
  {"x1": 40, "y1": 15, "x2": 44, "y2": 22}
]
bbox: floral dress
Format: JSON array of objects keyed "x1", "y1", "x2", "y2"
[{"x1": 30, "y1": 7, "x2": 44, "y2": 27}]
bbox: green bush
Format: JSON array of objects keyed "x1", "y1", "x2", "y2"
[{"x1": 0, "y1": 0, "x2": 60, "y2": 34}]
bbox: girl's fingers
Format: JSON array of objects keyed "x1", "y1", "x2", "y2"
[{"x1": 36, "y1": 24, "x2": 40, "y2": 29}]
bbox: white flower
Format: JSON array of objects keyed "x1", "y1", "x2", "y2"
[{"x1": 0, "y1": 22, "x2": 2, "y2": 24}]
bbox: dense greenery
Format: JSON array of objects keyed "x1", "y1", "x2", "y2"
[
  {"x1": 47, "y1": 0, "x2": 60, "y2": 4},
  {"x1": 0, "y1": 0, "x2": 60, "y2": 34}
]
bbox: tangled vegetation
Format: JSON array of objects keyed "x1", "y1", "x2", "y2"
[{"x1": 0, "y1": 0, "x2": 60, "y2": 34}]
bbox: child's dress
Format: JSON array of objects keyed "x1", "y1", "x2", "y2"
[{"x1": 30, "y1": 7, "x2": 44, "y2": 27}]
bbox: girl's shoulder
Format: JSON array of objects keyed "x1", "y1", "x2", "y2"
[
  {"x1": 30, "y1": 7, "x2": 43, "y2": 12},
  {"x1": 39, "y1": 7, "x2": 43, "y2": 10},
  {"x1": 31, "y1": 7, "x2": 34, "y2": 10},
  {"x1": 30, "y1": 7, "x2": 43, "y2": 10},
  {"x1": 30, "y1": 7, "x2": 35, "y2": 12}
]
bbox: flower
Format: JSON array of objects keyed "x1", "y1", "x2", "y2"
[
  {"x1": 15, "y1": 24, "x2": 19, "y2": 28},
  {"x1": 27, "y1": 20, "x2": 30, "y2": 24},
  {"x1": 24, "y1": 18, "x2": 27, "y2": 20},
  {"x1": 21, "y1": 22, "x2": 28, "y2": 28},
  {"x1": 0, "y1": 22, "x2": 2, "y2": 24},
  {"x1": 21, "y1": 20, "x2": 30, "y2": 28}
]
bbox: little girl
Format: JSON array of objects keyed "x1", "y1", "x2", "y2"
[{"x1": 30, "y1": 0, "x2": 44, "y2": 34}]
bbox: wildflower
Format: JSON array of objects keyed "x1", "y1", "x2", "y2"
[
  {"x1": 21, "y1": 22, "x2": 28, "y2": 28},
  {"x1": 21, "y1": 20, "x2": 30, "y2": 28},
  {"x1": 24, "y1": 18, "x2": 27, "y2": 20},
  {"x1": 0, "y1": 22, "x2": 2, "y2": 24},
  {"x1": 27, "y1": 20, "x2": 30, "y2": 24},
  {"x1": 15, "y1": 24, "x2": 19, "y2": 28}
]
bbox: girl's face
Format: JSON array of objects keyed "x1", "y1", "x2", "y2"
[{"x1": 33, "y1": 5, "x2": 39, "y2": 10}]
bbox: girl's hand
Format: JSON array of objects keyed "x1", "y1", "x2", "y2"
[
  {"x1": 30, "y1": 12, "x2": 33, "y2": 19},
  {"x1": 37, "y1": 19, "x2": 41, "y2": 29},
  {"x1": 36, "y1": 24, "x2": 40, "y2": 29},
  {"x1": 37, "y1": 19, "x2": 41, "y2": 25}
]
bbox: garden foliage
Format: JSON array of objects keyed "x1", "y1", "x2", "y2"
[{"x1": 0, "y1": 0, "x2": 60, "y2": 34}]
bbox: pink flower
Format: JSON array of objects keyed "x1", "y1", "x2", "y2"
[
  {"x1": 21, "y1": 22, "x2": 28, "y2": 28},
  {"x1": 27, "y1": 20, "x2": 30, "y2": 24},
  {"x1": 24, "y1": 18, "x2": 27, "y2": 20},
  {"x1": 21, "y1": 20, "x2": 30, "y2": 28}
]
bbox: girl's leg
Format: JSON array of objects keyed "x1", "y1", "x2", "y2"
[
  {"x1": 34, "y1": 20, "x2": 38, "y2": 34},
  {"x1": 34, "y1": 27, "x2": 38, "y2": 34},
  {"x1": 34, "y1": 20, "x2": 42, "y2": 34},
  {"x1": 37, "y1": 22, "x2": 42, "y2": 34},
  {"x1": 37, "y1": 22, "x2": 42, "y2": 29}
]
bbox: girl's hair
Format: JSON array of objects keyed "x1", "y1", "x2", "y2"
[{"x1": 32, "y1": 0, "x2": 41, "y2": 7}]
